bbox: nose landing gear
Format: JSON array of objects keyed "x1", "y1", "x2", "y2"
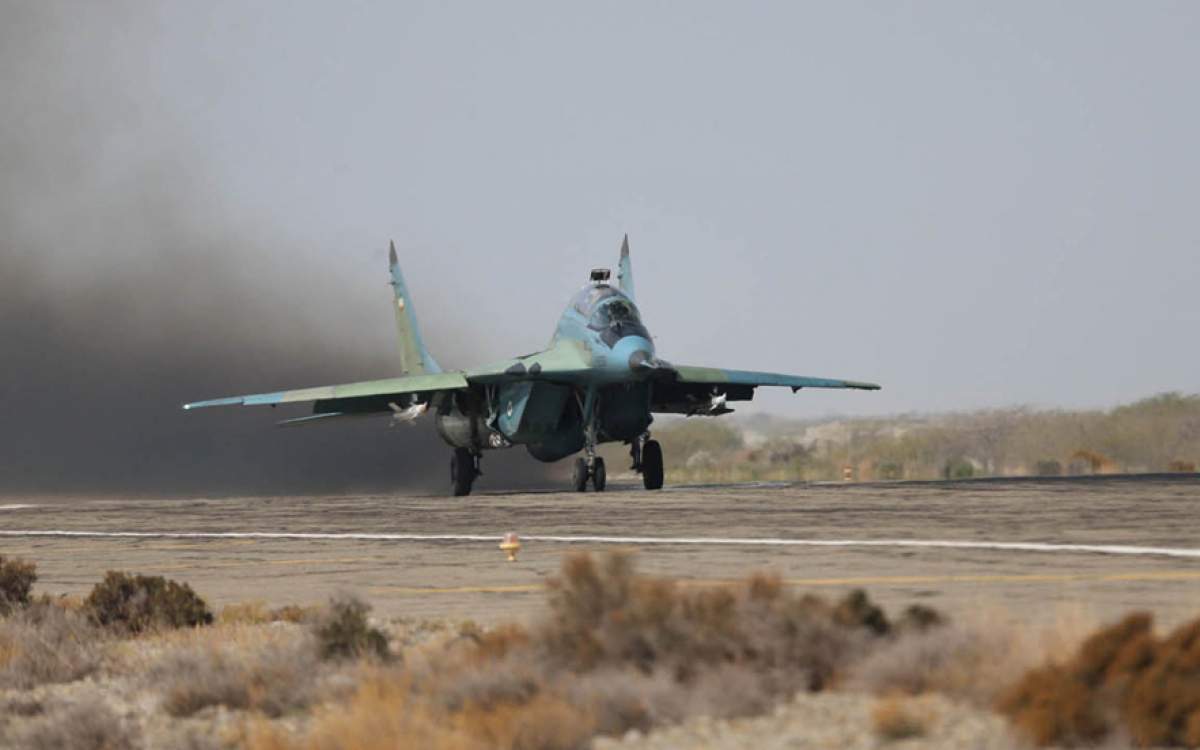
[
  {"x1": 571, "y1": 386, "x2": 608, "y2": 492},
  {"x1": 571, "y1": 455, "x2": 606, "y2": 492}
]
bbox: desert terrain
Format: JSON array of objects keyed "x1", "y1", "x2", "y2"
[{"x1": 2, "y1": 475, "x2": 1200, "y2": 748}]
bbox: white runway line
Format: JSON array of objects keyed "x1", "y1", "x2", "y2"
[
  {"x1": 0, "y1": 504, "x2": 38, "y2": 511},
  {"x1": 0, "y1": 529, "x2": 1198, "y2": 559}
]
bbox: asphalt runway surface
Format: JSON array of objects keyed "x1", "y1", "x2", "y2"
[{"x1": 2, "y1": 476, "x2": 1198, "y2": 627}]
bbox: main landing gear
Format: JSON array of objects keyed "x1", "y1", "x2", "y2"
[
  {"x1": 451, "y1": 447, "x2": 480, "y2": 497},
  {"x1": 630, "y1": 433, "x2": 664, "y2": 491}
]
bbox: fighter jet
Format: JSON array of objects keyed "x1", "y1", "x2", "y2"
[{"x1": 184, "y1": 237, "x2": 880, "y2": 495}]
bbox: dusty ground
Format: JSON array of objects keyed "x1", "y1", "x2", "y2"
[{"x1": 2, "y1": 476, "x2": 1198, "y2": 628}]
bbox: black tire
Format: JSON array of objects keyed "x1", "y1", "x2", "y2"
[
  {"x1": 451, "y1": 448, "x2": 475, "y2": 497},
  {"x1": 642, "y1": 440, "x2": 664, "y2": 490},
  {"x1": 592, "y1": 457, "x2": 607, "y2": 492},
  {"x1": 571, "y1": 457, "x2": 589, "y2": 492}
]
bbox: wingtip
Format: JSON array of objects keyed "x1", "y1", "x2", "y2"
[
  {"x1": 388, "y1": 240, "x2": 397, "y2": 266},
  {"x1": 181, "y1": 396, "x2": 247, "y2": 410},
  {"x1": 620, "y1": 233, "x2": 629, "y2": 258}
]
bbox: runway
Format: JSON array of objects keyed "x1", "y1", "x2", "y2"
[{"x1": 1, "y1": 476, "x2": 1197, "y2": 626}]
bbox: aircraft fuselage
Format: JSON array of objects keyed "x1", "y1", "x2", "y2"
[{"x1": 434, "y1": 283, "x2": 656, "y2": 462}]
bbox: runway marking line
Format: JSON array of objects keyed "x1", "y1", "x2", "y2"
[
  {"x1": 3, "y1": 530, "x2": 1199, "y2": 559},
  {"x1": 366, "y1": 569, "x2": 1200, "y2": 596}
]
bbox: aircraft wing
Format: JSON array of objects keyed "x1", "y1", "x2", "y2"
[
  {"x1": 651, "y1": 364, "x2": 879, "y2": 415},
  {"x1": 183, "y1": 372, "x2": 469, "y2": 420},
  {"x1": 669, "y1": 365, "x2": 880, "y2": 392}
]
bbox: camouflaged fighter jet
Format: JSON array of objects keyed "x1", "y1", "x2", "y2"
[{"x1": 184, "y1": 237, "x2": 880, "y2": 495}]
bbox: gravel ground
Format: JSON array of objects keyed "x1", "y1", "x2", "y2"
[{"x1": 593, "y1": 692, "x2": 1024, "y2": 750}]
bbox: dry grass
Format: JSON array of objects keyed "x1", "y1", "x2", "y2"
[
  {"x1": 248, "y1": 670, "x2": 594, "y2": 750},
  {"x1": 218, "y1": 600, "x2": 271, "y2": 625},
  {"x1": 850, "y1": 601, "x2": 1098, "y2": 707},
  {"x1": 872, "y1": 694, "x2": 935, "y2": 741},
  {"x1": 270, "y1": 604, "x2": 322, "y2": 624},
  {"x1": 151, "y1": 634, "x2": 322, "y2": 717},
  {"x1": 0, "y1": 600, "x2": 103, "y2": 689},
  {"x1": 3, "y1": 693, "x2": 141, "y2": 750},
  {"x1": 217, "y1": 601, "x2": 322, "y2": 626},
  {"x1": 534, "y1": 555, "x2": 889, "y2": 693},
  {"x1": 244, "y1": 553, "x2": 930, "y2": 750},
  {"x1": 998, "y1": 611, "x2": 1200, "y2": 747},
  {"x1": 105, "y1": 619, "x2": 307, "y2": 681},
  {"x1": 6, "y1": 555, "x2": 1041, "y2": 750}
]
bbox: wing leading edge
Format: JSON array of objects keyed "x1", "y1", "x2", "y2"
[
  {"x1": 182, "y1": 371, "x2": 469, "y2": 411},
  {"x1": 670, "y1": 365, "x2": 880, "y2": 392},
  {"x1": 650, "y1": 363, "x2": 879, "y2": 415}
]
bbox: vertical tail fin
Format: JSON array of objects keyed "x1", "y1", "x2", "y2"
[
  {"x1": 617, "y1": 234, "x2": 635, "y2": 301},
  {"x1": 388, "y1": 241, "x2": 442, "y2": 374}
]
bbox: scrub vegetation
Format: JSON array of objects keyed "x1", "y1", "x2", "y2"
[
  {"x1": 647, "y1": 391, "x2": 1200, "y2": 483},
  {"x1": 999, "y1": 612, "x2": 1200, "y2": 748},
  {"x1": 86, "y1": 571, "x2": 214, "y2": 633},
  {"x1": 0, "y1": 556, "x2": 37, "y2": 615},
  {"x1": 1, "y1": 554, "x2": 1198, "y2": 748}
]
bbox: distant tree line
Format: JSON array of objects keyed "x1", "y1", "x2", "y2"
[{"x1": 646, "y1": 392, "x2": 1200, "y2": 483}]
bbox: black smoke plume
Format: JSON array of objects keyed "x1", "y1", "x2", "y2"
[{"x1": 0, "y1": 3, "x2": 555, "y2": 496}]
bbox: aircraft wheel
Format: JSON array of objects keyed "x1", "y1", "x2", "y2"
[
  {"x1": 451, "y1": 448, "x2": 475, "y2": 497},
  {"x1": 592, "y1": 457, "x2": 607, "y2": 492},
  {"x1": 642, "y1": 440, "x2": 664, "y2": 490},
  {"x1": 571, "y1": 457, "x2": 589, "y2": 492}
]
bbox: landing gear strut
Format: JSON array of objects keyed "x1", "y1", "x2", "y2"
[
  {"x1": 451, "y1": 447, "x2": 480, "y2": 496},
  {"x1": 571, "y1": 387, "x2": 607, "y2": 492}
]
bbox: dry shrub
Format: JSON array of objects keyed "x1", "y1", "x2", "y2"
[
  {"x1": 0, "y1": 600, "x2": 103, "y2": 689},
  {"x1": 151, "y1": 635, "x2": 321, "y2": 717},
  {"x1": 872, "y1": 694, "x2": 935, "y2": 741},
  {"x1": 998, "y1": 611, "x2": 1200, "y2": 747},
  {"x1": 0, "y1": 555, "x2": 37, "y2": 614},
  {"x1": 896, "y1": 603, "x2": 946, "y2": 632},
  {"x1": 313, "y1": 595, "x2": 389, "y2": 661},
  {"x1": 85, "y1": 571, "x2": 213, "y2": 634},
  {"x1": 5, "y1": 694, "x2": 141, "y2": 750},
  {"x1": 537, "y1": 555, "x2": 895, "y2": 694},
  {"x1": 273, "y1": 554, "x2": 935, "y2": 750}
]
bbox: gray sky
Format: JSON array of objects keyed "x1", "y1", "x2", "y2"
[{"x1": 2, "y1": 1, "x2": 1198, "y2": 492}]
